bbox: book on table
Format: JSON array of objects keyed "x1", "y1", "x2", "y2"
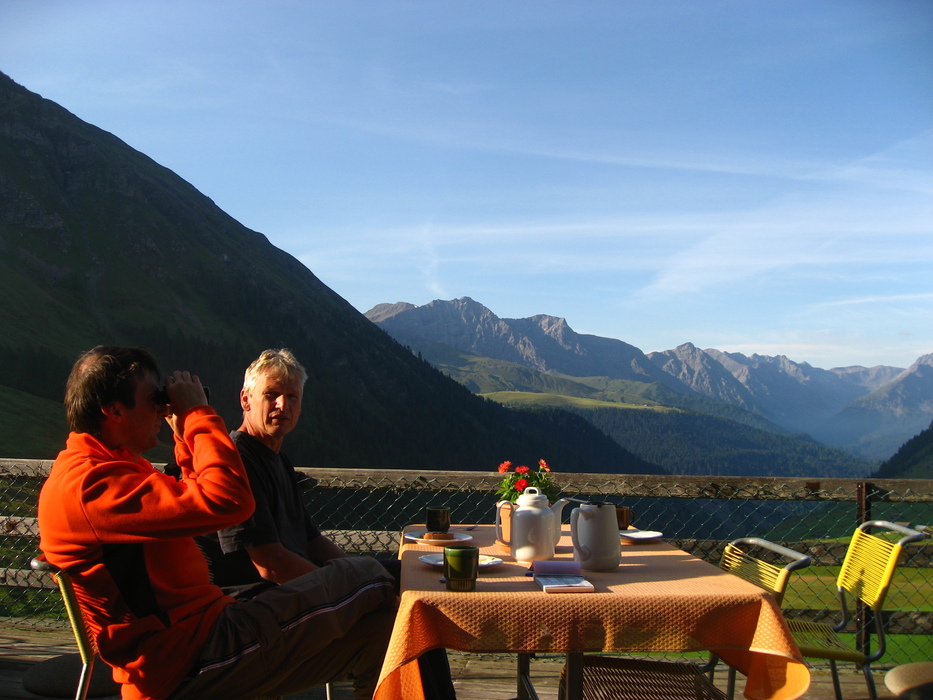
[{"x1": 533, "y1": 574, "x2": 594, "y2": 593}]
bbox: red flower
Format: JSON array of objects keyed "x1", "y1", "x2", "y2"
[
  {"x1": 515, "y1": 465, "x2": 530, "y2": 474},
  {"x1": 539, "y1": 459, "x2": 550, "y2": 472},
  {"x1": 513, "y1": 478, "x2": 529, "y2": 492},
  {"x1": 498, "y1": 461, "x2": 512, "y2": 473}
]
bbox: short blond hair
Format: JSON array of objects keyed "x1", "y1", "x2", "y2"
[{"x1": 243, "y1": 348, "x2": 307, "y2": 393}]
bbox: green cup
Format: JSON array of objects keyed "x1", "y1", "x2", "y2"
[{"x1": 443, "y1": 545, "x2": 479, "y2": 592}]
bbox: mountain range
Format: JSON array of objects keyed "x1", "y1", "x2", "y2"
[{"x1": 366, "y1": 297, "x2": 933, "y2": 463}]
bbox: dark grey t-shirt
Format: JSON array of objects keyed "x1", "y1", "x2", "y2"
[{"x1": 197, "y1": 431, "x2": 321, "y2": 590}]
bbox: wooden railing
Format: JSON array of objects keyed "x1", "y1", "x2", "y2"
[{"x1": 2, "y1": 459, "x2": 931, "y2": 662}]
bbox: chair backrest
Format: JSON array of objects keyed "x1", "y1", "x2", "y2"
[
  {"x1": 837, "y1": 520, "x2": 927, "y2": 612},
  {"x1": 31, "y1": 555, "x2": 98, "y2": 666},
  {"x1": 720, "y1": 537, "x2": 811, "y2": 605}
]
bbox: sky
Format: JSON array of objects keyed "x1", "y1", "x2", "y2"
[{"x1": 2, "y1": 1, "x2": 932, "y2": 370}]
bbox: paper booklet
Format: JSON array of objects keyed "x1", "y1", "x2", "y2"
[{"x1": 533, "y1": 574, "x2": 595, "y2": 593}]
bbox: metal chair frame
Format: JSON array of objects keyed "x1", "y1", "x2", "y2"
[
  {"x1": 31, "y1": 554, "x2": 334, "y2": 700},
  {"x1": 31, "y1": 555, "x2": 97, "y2": 700},
  {"x1": 787, "y1": 520, "x2": 928, "y2": 700}
]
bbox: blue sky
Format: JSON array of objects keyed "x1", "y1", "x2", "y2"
[{"x1": 3, "y1": 1, "x2": 932, "y2": 369}]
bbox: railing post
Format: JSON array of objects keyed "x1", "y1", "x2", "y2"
[
  {"x1": 855, "y1": 481, "x2": 874, "y2": 526},
  {"x1": 855, "y1": 482, "x2": 878, "y2": 658}
]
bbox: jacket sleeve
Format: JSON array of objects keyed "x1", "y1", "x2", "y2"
[{"x1": 80, "y1": 407, "x2": 255, "y2": 542}]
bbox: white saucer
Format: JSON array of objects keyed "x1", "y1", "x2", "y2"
[
  {"x1": 405, "y1": 532, "x2": 474, "y2": 546},
  {"x1": 418, "y1": 553, "x2": 503, "y2": 568},
  {"x1": 619, "y1": 529, "x2": 663, "y2": 543}
]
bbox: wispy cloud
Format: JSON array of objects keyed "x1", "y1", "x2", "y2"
[{"x1": 811, "y1": 292, "x2": 933, "y2": 309}]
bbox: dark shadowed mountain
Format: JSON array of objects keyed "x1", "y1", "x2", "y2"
[
  {"x1": 0, "y1": 70, "x2": 663, "y2": 476},
  {"x1": 367, "y1": 297, "x2": 932, "y2": 466},
  {"x1": 874, "y1": 417, "x2": 933, "y2": 479}
]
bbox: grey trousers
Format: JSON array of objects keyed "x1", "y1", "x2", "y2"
[{"x1": 169, "y1": 557, "x2": 397, "y2": 700}]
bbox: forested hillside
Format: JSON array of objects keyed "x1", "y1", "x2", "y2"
[
  {"x1": 562, "y1": 405, "x2": 875, "y2": 478},
  {"x1": 874, "y1": 420, "x2": 933, "y2": 479}
]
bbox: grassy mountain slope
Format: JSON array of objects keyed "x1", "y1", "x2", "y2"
[
  {"x1": 415, "y1": 337, "x2": 786, "y2": 430},
  {"x1": 0, "y1": 386, "x2": 69, "y2": 460},
  {"x1": 0, "y1": 71, "x2": 664, "y2": 475}
]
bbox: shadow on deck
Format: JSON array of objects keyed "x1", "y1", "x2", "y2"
[{"x1": 0, "y1": 626, "x2": 897, "y2": 700}]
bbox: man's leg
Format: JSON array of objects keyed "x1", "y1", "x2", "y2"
[{"x1": 170, "y1": 557, "x2": 396, "y2": 700}]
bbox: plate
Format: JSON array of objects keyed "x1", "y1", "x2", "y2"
[
  {"x1": 418, "y1": 553, "x2": 503, "y2": 568},
  {"x1": 405, "y1": 532, "x2": 474, "y2": 546},
  {"x1": 619, "y1": 529, "x2": 663, "y2": 542}
]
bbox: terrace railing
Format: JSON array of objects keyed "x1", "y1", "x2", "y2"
[{"x1": 2, "y1": 459, "x2": 931, "y2": 667}]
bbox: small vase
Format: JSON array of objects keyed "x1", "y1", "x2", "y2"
[{"x1": 495, "y1": 500, "x2": 513, "y2": 544}]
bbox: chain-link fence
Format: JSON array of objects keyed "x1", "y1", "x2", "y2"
[{"x1": 2, "y1": 460, "x2": 931, "y2": 668}]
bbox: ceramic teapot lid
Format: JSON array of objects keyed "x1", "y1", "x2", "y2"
[{"x1": 516, "y1": 487, "x2": 548, "y2": 507}]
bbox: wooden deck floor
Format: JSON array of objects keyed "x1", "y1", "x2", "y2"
[{"x1": 0, "y1": 626, "x2": 897, "y2": 700}]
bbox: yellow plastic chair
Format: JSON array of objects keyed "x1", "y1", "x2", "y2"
[
  {"x1": 787, "y1": 520, "x2": 929, "y2": 700},
  {"x1": 559, "y1": 536, "x2": 809, "y2": 700},
  {"x1": 719, "y1": 536, "x2": 812, "y2": 605},
  {"x1": 712, "y1": 537, "x2": 812, "y2": 696},
  {"x1": 31, "y1": 555, "x2": 100, "y2": 700}
]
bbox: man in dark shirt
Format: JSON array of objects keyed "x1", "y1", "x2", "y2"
[{"x1": 200, "y1": 348, "x2": 457, "y2": 699}]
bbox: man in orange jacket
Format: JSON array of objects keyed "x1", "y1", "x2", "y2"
[{"x1": 38, "y1": 346, "x2": 397, "y2": 700}]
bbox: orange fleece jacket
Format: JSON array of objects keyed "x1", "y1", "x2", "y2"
[{"x1": 38, "y1": 406, "x2": 255, "y2": 700}]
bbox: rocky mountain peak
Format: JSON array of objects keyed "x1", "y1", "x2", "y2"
[{"x1": 364, "y1": 301, "x2": 418, "y2": 323}]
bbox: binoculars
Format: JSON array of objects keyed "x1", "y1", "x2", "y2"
[{"x1": 153, "y1": 386, "x2": 210, "y2": 405}]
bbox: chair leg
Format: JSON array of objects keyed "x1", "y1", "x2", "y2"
[
  {"x1": 829, "y1": 660, "x2": 843, "y2": 700},
  {"x1": 325, "y1": 682, "x2": 333, "y2": 700},
  {"x1": 76, "y1": 659, "x2": 93, "y2": 700},
  {"x1": 726, "y1": 667, "x2": 737, "y2": 699},
  {"x1": 862, "y1": 664, "x2": 878, "y2": 700}
]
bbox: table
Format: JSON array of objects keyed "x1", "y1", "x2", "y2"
[{"x1": 374, "y1": 524, "x2": 810, "y2": 700}]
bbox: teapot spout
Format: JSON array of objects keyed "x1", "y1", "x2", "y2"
[{"x1": 550, "y1": 497, "x2": 570, "y2": 519}]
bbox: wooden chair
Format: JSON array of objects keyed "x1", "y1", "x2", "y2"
[
  {"x1": 559, "y1": 536, "x2": 810, "y2": 700},
  {"x1": 787, "y1": 520, "x2": 928, "y2": 700}
]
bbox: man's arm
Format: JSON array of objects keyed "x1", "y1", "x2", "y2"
[
  {"x1": 306, "y1": 534, "x2": 347, "y2": 566},
  {"x1": 246, "y1": 534, "x2": 346, "y2": 583},
  {"x1": 246, "y1": 541, "x2": 316, "y2": 583}
]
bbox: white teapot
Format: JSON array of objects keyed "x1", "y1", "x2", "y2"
[
  {"x1": 495, "y1": 487, "x2": 556, "y2": 562},
  {"x1": 570, "y1": 500, "x2": 621, "y2": 571}
]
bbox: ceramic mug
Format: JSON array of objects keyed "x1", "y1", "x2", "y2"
[
  {"x1": 443, "y1": 545, "x2": 479, "y2": 591},
  {"x1": 615, "y1": 506, "x2": 635, "y2": 530},
  {"x1": 425, "y1": 506, "x2": 451, "y2": 533}
]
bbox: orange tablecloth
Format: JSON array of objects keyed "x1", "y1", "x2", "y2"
[{"x1": 374, "y1": 524, "x2": 810, "y2": 700}]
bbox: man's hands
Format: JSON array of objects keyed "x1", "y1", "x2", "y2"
[{"x1": 164, "y1": 370, "x2": 209, "y2": 437}]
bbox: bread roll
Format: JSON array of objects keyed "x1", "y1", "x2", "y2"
[{"x1": 422, "y1": 532, "x2": 454, "y2": 541}]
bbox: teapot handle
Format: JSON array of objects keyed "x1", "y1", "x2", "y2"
[
  {"x1": 495, "y1": 500, "x2": 513, "y2": 545},
  {"x1": 570, "y1": 508, "x2": 589, "y2": 559}
]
